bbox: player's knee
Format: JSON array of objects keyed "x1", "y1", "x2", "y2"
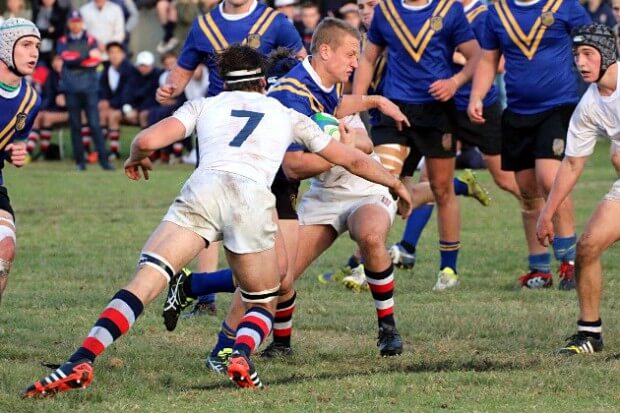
[
  {"x1": 357, "y1": 231, "x2": 386, "y2": 252},
  {"x1": 429, "y1": 181, "x2": 452, "y2": 205},
  {"x1": 279, "y1": 273, "x2": 294, "y2": 296},
  {"x1": 520, "y1": 195, "x2": 544, "y2": 214},
  {"x1": 240, "y1": 284, "x2": 281, "y2": 304},
  {"x1": 576, "y1": 233, "x2": 603, "y2": 264}
]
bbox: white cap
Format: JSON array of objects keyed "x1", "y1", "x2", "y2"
[
  {"x1": 274, "y1": 0, "x2": 297, "y2": 7},
  {"x1": 136, "y1": 51, "x2": 154, "y2": 66}
]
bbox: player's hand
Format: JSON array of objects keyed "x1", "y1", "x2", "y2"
[
  {"x1": 124, "y1": 157, "x2": 152, "y2": 181},
  {"x1": 429, "y1": 78, "x2": 458, "y2": 102},
  {"x1": 467, "y1": 97, "x2": 485, "y2": 124},
  {"x1": 536, "y1": 211, "x2": 555, "y2": 247},
  {"x1": 5, "y1": 142, "x2": 28, "y2": 167},
  {"x1": 377, "y1": 96, "x2": 410, "y2": 131},
  {"x1": 339, "y1": 122, "x2": 355, "y2": 147},
  {"x1": 392, "y1": 181, "x2": 413, "y2": 219},
  {"x1": 156, "y1": 84, "x2": 176, "y2": 105}
]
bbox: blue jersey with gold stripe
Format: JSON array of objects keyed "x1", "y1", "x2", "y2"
[
  {"x1": 178, "y1": 2, "x2": 303, "y2": 97},
  {"x1": 268, "y1": 57, "x2": 344, "y2": 151},
  {"x1": 368, "y1": 0, "x2": 475, "y2": 104},
  {"x1": 362, "y1": 32, "x2": 388, "y2": 126},
  {"x1": 454, "y1": 1, "x2": 498, "y2": 111},
  {"x1": 479, "y1": 0, "x2": 590, "y2": 114},
  {"x1": 0, "y1": 79, "x2": 40, "y2": 185}
]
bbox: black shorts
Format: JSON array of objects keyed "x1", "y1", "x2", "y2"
[
  {"x1": 0, "y1": 186, "x2": 15, "y2": 219},
  {"x1": 501, "y1": 104, "x2": 576, "y2": 172},
  {"x1": 372, "y1": 101, "x2": 458, "y2": 176},
  {"x1": 271, "y1": 173, "x2": 299, "y2": 220},
  {"x1": 456, "y1": 100, "x2": 502, "y2": 156}
]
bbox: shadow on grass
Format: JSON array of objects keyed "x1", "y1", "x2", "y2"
[{"x1": 188, "y1": 357, "x2": 541, "y2": 391}]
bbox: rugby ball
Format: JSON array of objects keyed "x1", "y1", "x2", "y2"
[{"x1": 311, "y1": 112, "x2": 341, "y2": 141}]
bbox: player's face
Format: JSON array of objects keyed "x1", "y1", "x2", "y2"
[
  {"x1": 326, "y1": 34, "x2": 359, "y2": 83},
  {"x1": 574, "y1": 45, "x2": 602, "y2": 83},
  {"x1": 13, "y1": 36, "x2": 40, "y2": 76},
  {"x1": 357, "y1": 0, "x2": 378, "y2": 30}
]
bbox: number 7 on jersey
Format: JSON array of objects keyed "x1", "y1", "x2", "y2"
[{"x1": 228, "y1": 110, "x2": 265, "y2": 147}]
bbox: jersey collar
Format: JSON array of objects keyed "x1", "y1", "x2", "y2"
[{"x1": 219, "y1": 0, "x2": 258, "y2": 21}]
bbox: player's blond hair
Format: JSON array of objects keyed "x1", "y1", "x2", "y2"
[{"x1": 310, "y1": 17, "x2": 361, "y2": 55}]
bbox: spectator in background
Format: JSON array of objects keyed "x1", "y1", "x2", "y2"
[
  {"x1": 32, "y1": 0, "x2": 68, "y2": 68},
  {"x1": 57, "y1": 10, "x2": 114, "y2": 171},
  {"x1": 28, "y1": 54, "x2": 68, "y2": 157},
  {"x1": 274, "y1": 0, "x2": 299, "y2": 22},
  {"x1": 612, "y1": 0, "x2": 620, "y2": 49},
  {"x1": 337, "y1": 2, "x2": 360, "y2": 30},
  {"x1": 585, "y1": 0, "x2": 617, "y2": 27},
  {"x1": 296, "y1": 1, "x2": 320, "y2": 52},
  {"x1": 3, "y1": 0, "x2": 31, "y2": 20},
  {"x1": 156, "y1": 0, "x2": 179, "y2": 54},
  {"x1": 80, "y1": 0, "x2": 126, "y2": 60},
  {"x1": 317, "y1": 0, "x2": 349, "y2": 16},
  {"x1": 122, "y1": 51, "x2": 163, "y2": 129},
  {"x1": 99, "y1": 41, "x2": 139, "y2": 160},
  {"x1": 110, "y1": 0, "x2": 140, "y2": 49}
]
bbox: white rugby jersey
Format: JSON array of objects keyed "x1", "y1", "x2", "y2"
[
  {"x1": 566, "y1": 72, "x2": 620, "y2": 157},
  {"x1": 309, "y1": 114, "x2": 389, "y2": 197},
  {"x1": 173, "y1": 91, "x2": 332, "y2": 187}
]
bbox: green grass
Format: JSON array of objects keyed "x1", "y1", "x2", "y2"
[{"x1": 1, "y1": 141, "x2": 620, "y2": 412}]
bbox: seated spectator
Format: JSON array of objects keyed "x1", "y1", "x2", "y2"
[
  {"x1": 295, "y1": 1, "x2": 320, "y2": 52},
  {"x1": 586, "y1": 0, "x2": 617, "y2": 27},
  {"x1": 121, "y1": 51, "x2": 163, "y2": 129},
  {"x1": 28, "y1": 54, "x2": 69, "y2": 157},
  {"x1": 156, "y1": 0, "x2": 178, "y2": 54},
  {"x1": 99, "y1": 41, "x2": 139, "y2": 159},
  {"x1": 32, "y1": 0, "x2": 69, "y2": 68},
  {"x1": 80, "y1": 0, "x2": 126, "y2": 60},
  {"x1": 337, "y1": 2, "x2": 360, "y2": 30},
  {"x1": 275, "y1": 0, "x2": 299, "y2": 22}
]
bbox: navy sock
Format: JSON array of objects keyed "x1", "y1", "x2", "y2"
[
  {"x1": 401, "y1": 204, "x2": 434, "y2": 248},
  {"x1": 347, "y1": 255, "x2": 361, "y2": 268},
  {"x1": 528, "y1": 253, "x2": 551, "y2": 273},
  {"x1": 210, "y1": 321, "x2": 236, "y2": 357},
  {"x1": 439, "y1": 240, "x2": 460, "y2": 271},
  {"x1": 190, "y1": 268, "x2": 235, "y2": 296},
  {"x1": 453, "y1": 177, "x2": 468, "y2": 196},
  {"x1": 553, "y1": 234, "x2": 577, "y2": 262}
]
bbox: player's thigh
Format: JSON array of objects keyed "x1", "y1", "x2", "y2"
[
  {"x1": 579, "y1": 196, "x2": 620, "y2": 259},
  {"x1": 371, "y1": 108, "x2": 412, "y2": 176},
  {"x1": 225, "y1": 247, "x2": 280, "y2": 293},
  {"x1": 535, "y1": 158, "x2": 562, "y2": 194},
  {"x1": 292, "y1": 224, "x2": 337, "y2": 281},
  {"x1": 142, "y1": 221, "x2": 207, "y2": 271},
  {"x1": 0, "y1": 206, "x2": 16, "y2": 261},
  {"x1": 348, "y1": 200, "x2": 393, "y2": 246}
]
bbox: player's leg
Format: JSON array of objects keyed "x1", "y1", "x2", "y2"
[
  {"x1": 610, "y1": 141, "x2": 620, "y2": 176},
  {"x1": 558, "y1": 193, "x2": 620, "y2": 354},
  {"x1": 348, "y1": 200, "x2": 402, "y2": 356},
  {"x1": 23, "y1": 222, "x2": 207, "y2": 397},
  {"x1": 0, "y1": 206, "x2": 16, "y2": 304}
]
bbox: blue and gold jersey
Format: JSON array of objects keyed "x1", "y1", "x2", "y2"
[
  {"x1": 362, "y1": 33, "x2": 388, "y2": 126},
  {"x1": 368, "y1": 0, "x2": 475, "y2": 104},
  {"x1": 178, "y1": 2, "x2": 303, "y2": 97},
  {"x1": 268, "y1": 57, "x2": 344, "y2": 151},
  {"x1": 454, "y1": 0, "x2": 498, "y2": 111},
  {"x1": 479, "y1": 0, "x2": 590, "y2": 114},
  {"x1": 0, "y1": 79, "x2": 40, "y2": 184}
]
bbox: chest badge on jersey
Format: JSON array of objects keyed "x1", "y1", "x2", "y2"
[
  {"x1": 246, "y1": 34, "x2": 262, "y2": 49},
  {"x1": 430, "y1": 16, "x2": 443, "y2": 32},
  {"x1": 541, "y1": 11, "x2": 555, "y2": 27},
  {"x1": 15, "y1": 112, "x2": 27, "y2": 131}
]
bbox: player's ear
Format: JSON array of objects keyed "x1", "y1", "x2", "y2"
[
  {"x1": 259, "y1": 77, "x2": 267, "y2": 90},
  {"x1": 319, "y1": 43, "x2": 330, "y2": 61}
]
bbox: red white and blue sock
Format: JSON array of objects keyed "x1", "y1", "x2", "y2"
[
  {"x1": 233, "y1": 307, "x2": 273, "y2": 357},
  {"x1": 365, "y1": 265, "x2": 396, "y2": 328},
  {"x1": 272, "y1": 291, "x2": 296, "y2": 347},
  {"x1": 69, "y1": 289, "x2": 144, "y2": 363}
]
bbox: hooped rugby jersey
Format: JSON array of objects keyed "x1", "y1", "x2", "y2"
[
  {"x1": 368, "y1": 0, "x2": 475, "y2": 104},
  {"x1": 0, "y1": 79, "x2": 40, "y2": 185},
  {"x1": 479, "y1": 0, "x2": 590, "y2": 114},
  {"x1": 453, "y1": 0, "x2": 498, "y2": 111},
  {"x1": 178, "y1": 1, "x2": 303, "y2": 96}
]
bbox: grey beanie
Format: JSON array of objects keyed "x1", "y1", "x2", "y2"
[{"x1": 0, "y1": 18, "x2": 41, "y2": 70}]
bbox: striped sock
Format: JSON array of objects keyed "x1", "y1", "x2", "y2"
[
  {"x1": 233, "y1": 307, "x2": 273, "y2": 357},
  {"x1": 365, "y1": 265, "x2": 395, "y2": 328},
  {"x1": 69, "y1": 289, "x2": 144, "y2": 363},
  {"x1": 81, "y1": 124, "x2": 92, "y2": 152},
  {"x1": 27, "y1": 129, "x2": 39, "y2": 153},
  {"x1": 273, "y1": 291, "x2": 296, "y2": 347},
  {"x1": 439, "y1": 240, "x2": 460, "y2": 272},
  {"x1": 109, "y1": 129, "x2": 120, "y2": 155},
  {"x1": 578, "y1": 319, "x2": 602, "y2": 340},
  {"x1": 40, "y1": 129, "x2": 52, "y2": 152}
]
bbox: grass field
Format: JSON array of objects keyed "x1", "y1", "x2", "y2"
[{"x1": 1, "y1": 138, "x2": 620, "y2": 412}]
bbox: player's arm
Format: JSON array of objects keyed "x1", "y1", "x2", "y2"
[
  {"x1": 125, "y1": 117, "x2": 187, "y2": 180},
  {"x1": 156, "y1": 65, "x2": 194, "y2": 104},
  {"x1": 429, "y1": 39, "x2": 480, "y2": 102},
  {"x1": 352, "y1": 41, "x2": 383, "y2": 95},
  {"x1": 536, "y1": 155, "x2": 587, "y2": 246},
  {"x1": 282, "y1": 151, "x2": 333, "y2": 181},
  {"x1": 335, "y1": 94, "x2": 410, "y2": 130},
  {"x1": 468, "y1": 48, "x2": 500, "y2": 124}
]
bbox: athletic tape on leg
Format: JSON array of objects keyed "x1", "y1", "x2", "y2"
[
  {"x1": 138, "y1": 251, "x2": 175, "y2": 282},
  {"x1": 240, "y1": 285, "x2": 281, "y2": 303}
]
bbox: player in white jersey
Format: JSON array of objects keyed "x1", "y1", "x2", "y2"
[
  {"x1": 536, "y1": 24, "x2": 618, "y2": 355},
  {"x1": 286, "y1": 113, "x2": 404, "y2": 356},
  {"x1": 23, "y1": 45, "x2": 413, "y2": 397}
]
